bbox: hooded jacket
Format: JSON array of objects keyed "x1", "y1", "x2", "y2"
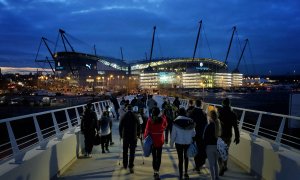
[
  {"x1": 144, "y1": 115, "x2": 167, "y2": 148},
  {"x1": 170, "y1": 116, "x2": 195, "y2": 146}
]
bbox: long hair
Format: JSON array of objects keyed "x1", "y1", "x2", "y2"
[
  {"x1": 209, "y1": 110, "x2": 221, "y2": 138},
  {"x1": 151, "y1": 107, "x2": 161, "y2": 123}
]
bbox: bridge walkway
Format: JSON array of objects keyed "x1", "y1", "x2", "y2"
[{"x1": 57, "y1": 121, "x2": 257, "y2": 180}]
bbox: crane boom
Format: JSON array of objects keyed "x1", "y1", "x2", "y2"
[
  {"x1": 192, "y1": 20, "x2": 202, "y2": 61},
  {"x1": 224, "y1": 26, "x2": 236, "y2": 66},
  {"x1": 59, "y1": 29, "x2": 75, "y2": 52},
  {"x1": 233, "y1": 39, "x2": 248, "y2": 73},
  {"x1": 149, "y1": 26, "x2": 156, "y2": 67}
]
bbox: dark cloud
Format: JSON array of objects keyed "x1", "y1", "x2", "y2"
[{"x1": 0, "y1": 0, "x2": 299, "y2": 75}]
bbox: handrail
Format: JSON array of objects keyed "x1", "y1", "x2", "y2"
[
  {"x1": 202, "y1": 102, "x2": 300, "y2": 150},
  {"x1": 0, "y1": 99, "x2": 112, "y2": 164}
]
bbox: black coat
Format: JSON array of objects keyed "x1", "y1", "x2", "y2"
[
  {"x1": 119, "y1": 111, "x2": 141, "y2": 143},
  {"x1": 81, "y1": 108, "x2": 98, "y2": 134},
  {"x1": 188, "y1": 107, "x2": 207, "y2": 138},
  {"x1": 218, "y1": 106, "x2": 240, "y2": 139}
]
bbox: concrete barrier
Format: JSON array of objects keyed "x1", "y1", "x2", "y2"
[
  {"x1": 229, "y1": 131, "x2": 300, "y2": 180},
  {"x1": 0, "y1": 128, "x2": 84, "y2": 180}
]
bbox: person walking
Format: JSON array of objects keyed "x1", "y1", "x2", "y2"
[
  {"x1": 203, "y1": 109, "x2": 221, "y2": 180},
  {"x1": 147, "y1": 94, "x2": 157, "y2": 117},
  {"x1": 170, "y1": 108, "x2": 195, "y2": 180},
  {"x1": 217, "y1": 98, "x2": 240, "y2": 176},
  {"x1": 162, "y1": 99, "x2": 175, "y2": 144},
  {"x1": 173, "y1": 96, "x2": 181, "y2": 110},
  {"x1": 186, "y1": 99, "x2": 195, "y2": 116},
  {"x1": 105, "y1": 106, "x2": 115, "y2": 146},
  {"x1": 119, "y1": 105, "x2": 141, "y2": 173},
  {"x1": 188, "y1": 99, "x2": 208, "y2": 172},
  {"x1": 110, "y1": 95, "x2": 120, "y2": 120},
  {"x1": 80, "y1": 102, "x2": 98, "y2": 157},
  {"x1": 99, "y1": 111, "x2": 111, "y2": 153},
  {"x1": 144, "y1": 107, "x2": 167, "y2": 180}
]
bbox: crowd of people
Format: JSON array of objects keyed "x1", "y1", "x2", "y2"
[{"x1": 80, "y1": 94, "x2": 240, "y2": 180}]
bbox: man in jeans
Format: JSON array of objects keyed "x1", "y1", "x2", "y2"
[{"x1": 119, "y1": 105, "x2": 141, "y2": 173}]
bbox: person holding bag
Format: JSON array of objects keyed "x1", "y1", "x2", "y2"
[
  {"x1": 170, "y1": 108, "x2": 195, "y2": 180},
  {"x1": 80, "y1": 102, "x2": 98, "y2": 157},
  {"x1": 144, "y1": 107, "x2": 167, "y2": 180}
]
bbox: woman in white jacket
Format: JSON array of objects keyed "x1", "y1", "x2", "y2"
[{"x1": 170, "y1": 108, "x2": 195, "y2": 180}]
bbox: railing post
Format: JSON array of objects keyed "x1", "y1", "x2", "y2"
[
  {"x1": 98, "y1": 102, "x2": 103, "y2": 116},
  {"x1": 51, "y1": 112, "x2": 63, "y2": 140},
  {"x1": 275, "y1": 117, "x2": 286, "y2": 145},
  {"x1": 253, "y1": 113, "x2": 263, "y2": 138},
  {"x1": 65, "y1": 109, "x2": 75, "y2": 133},
  {"x1": 33, "y1": 116, "x2": 48, "y2": 149},
  {"x1": 6, "y1": 121, "x2": 24, "y2": 163},
  {"x1": 75, "y1": 107, "x2": 81, "y2": 125},
  {"x1": 238, "y1": 110, "x2": 246, "y2": 131}
]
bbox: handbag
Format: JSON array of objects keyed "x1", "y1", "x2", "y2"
[
  {"x1": 217, "y1": 138, "x2": 228, "y2": 161},
  {"x1": 143, "y1": 135, "x2": 153, "y2": 157},
  {"x1": 187, "y1": 142, "x2": 198, "y2": 157},
  {"x1": 93, "y1": 133, "x2": 101, "y2": 145}
]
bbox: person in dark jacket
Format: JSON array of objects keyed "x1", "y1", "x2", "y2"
[
  {"x1": 188, "y1": 99, "x2": 208, "y2": 172},
  {"x1": 81, "y1": 102, "x2": 98, "y2": 157},
  {"x1": 218, "y1": 98, "x2": 240, "y2": 176},
  {"x1": 170, "y1": 108, "x2": 195, "y2": 180},
  {"x1": 119, "y1": 105, "x2": 141, "y2": 173},
  {"x1": 173, "y1": 96, "x2": 181, "y2": 110},
  {"x1": 162, "y1": 99, "x2": 175, "y2": 144},
  {"x1": 110, "y1": 95, "x2": 120, "y2": 120},
  {"x1": 186, "y1": 99, "x2": 195, "y2": 116},
  {"x1": 144, "y1": 107, "x2": 167, "y2": 180},
  {"x1": 99, "y1": 111, "x2": 111, "y2": 153},
  {"x1": 203, "y1": 109, "x2": 221, "y2": 180}
]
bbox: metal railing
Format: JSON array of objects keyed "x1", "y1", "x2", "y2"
[
  {"x1": 0, "y1": 99, "x2": 112, "y2": 164},
  {"x1": 177, "y1": 98, "x2": 300, "y2": 151}
]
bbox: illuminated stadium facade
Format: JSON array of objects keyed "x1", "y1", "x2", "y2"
[
  {"x1": 51, "y1": 55, "x2": 243, "y2": 90},
  {"x1": 37, "y1": 29, "x2": 243, "y2": 92},
  {"x1": 130, "y1": 57, "x2": 243, "y2": 89}
]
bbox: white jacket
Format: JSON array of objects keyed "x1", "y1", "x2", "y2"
[{"x1": 170, "y1": 116, "x2": 195, "y2": 147}]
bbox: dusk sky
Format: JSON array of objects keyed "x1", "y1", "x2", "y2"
[{"x1": 0, "y1": 0, "x2": 300, "y2": 75}]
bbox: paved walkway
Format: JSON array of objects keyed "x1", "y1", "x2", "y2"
[{"x1": 57, "y1": 120, "x2": 257, "y2": 180}]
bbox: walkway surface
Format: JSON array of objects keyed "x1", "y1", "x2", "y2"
[{"x1": 57, "y1": 119, "x2": 257, "y2": 180}]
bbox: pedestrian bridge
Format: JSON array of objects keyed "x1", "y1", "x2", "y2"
[{"x1": 0, "y1": 95, "x2": 300, "y2": 180}]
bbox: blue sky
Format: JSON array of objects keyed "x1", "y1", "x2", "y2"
[{"x1": 0, "y1": 0, "x2": 299, "y2": 75}]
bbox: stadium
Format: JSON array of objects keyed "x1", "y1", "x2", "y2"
[{"x1": 36, "y1": 29, "x2": 243, "y2": 93}]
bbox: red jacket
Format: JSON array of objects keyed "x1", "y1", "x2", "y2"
[{"x1": 144, "y1": 115, "x2": 167, "y2": 148}]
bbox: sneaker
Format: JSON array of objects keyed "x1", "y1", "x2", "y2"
[
  {"x1": 129, "y1": 168, "x2": 134, "y2": 174},
  {"x1": 154, "y1": 172, "x2": 160, "y2": 180}
]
